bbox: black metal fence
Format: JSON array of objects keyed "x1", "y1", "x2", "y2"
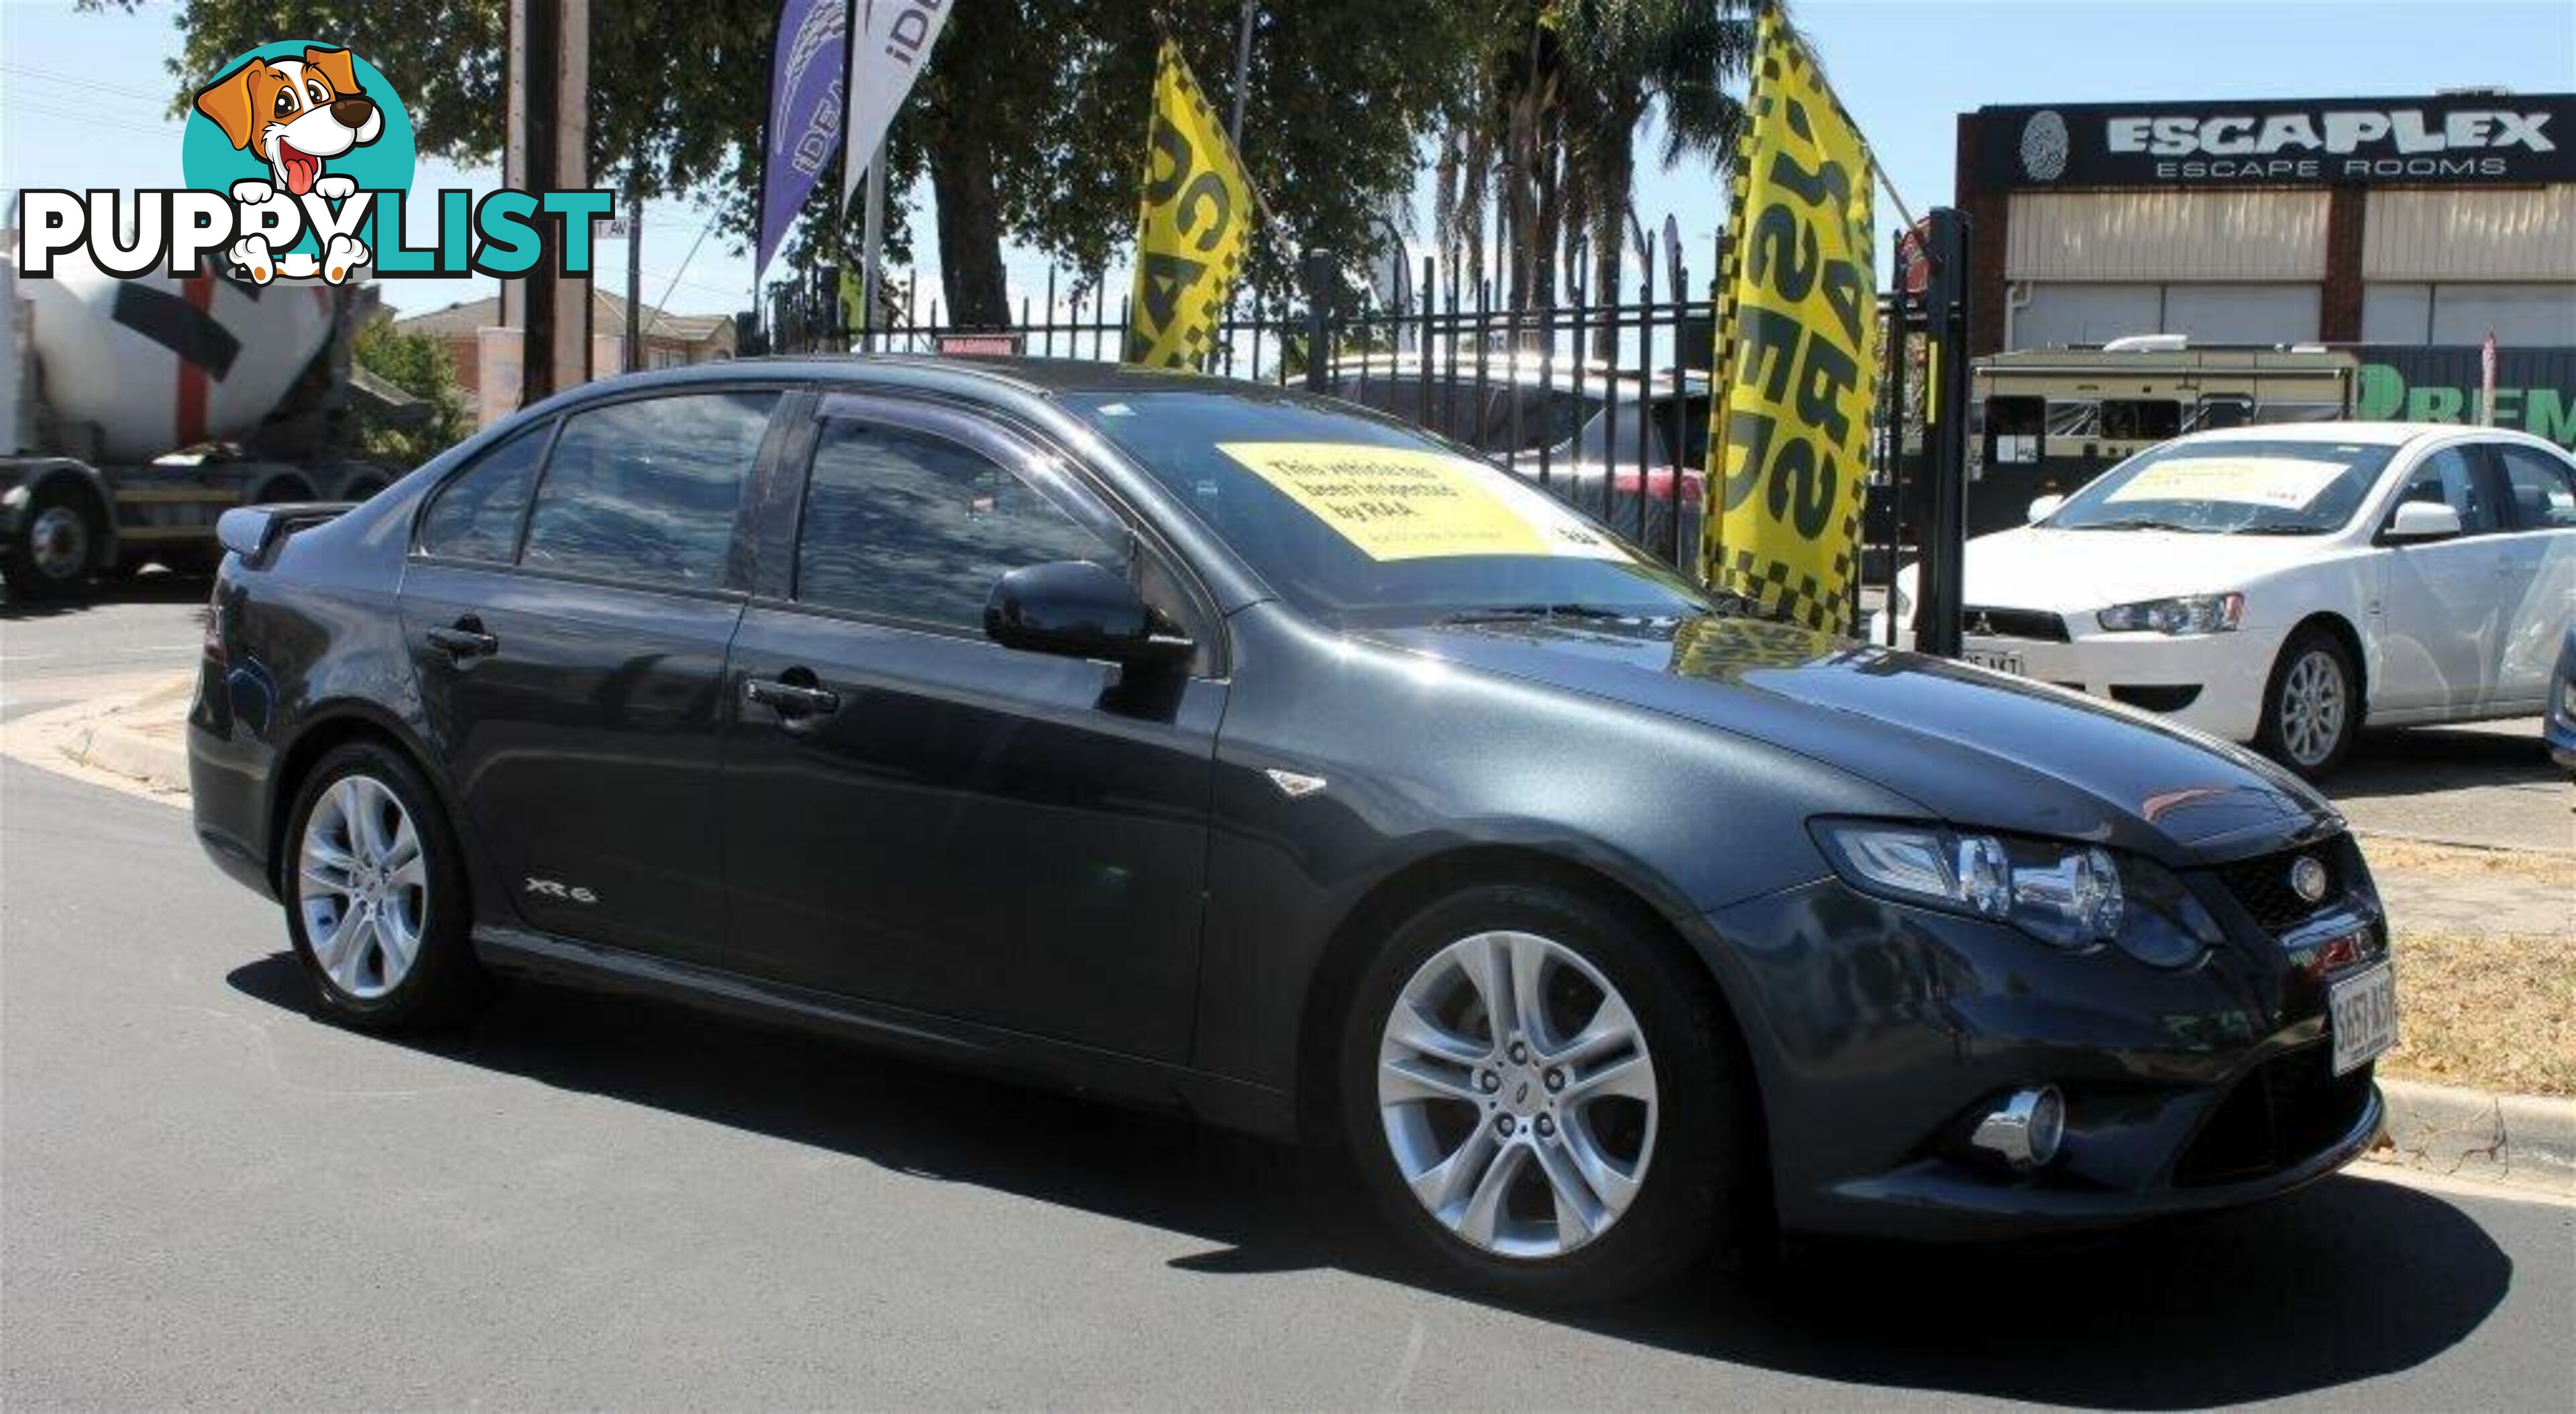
[{"x1": 758, "y1": 252, "x2": 1913, "y2": 622}]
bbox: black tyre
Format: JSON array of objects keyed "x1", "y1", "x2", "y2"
[
  {"x1": 3, "y1": 483, "x2": 101, "y2": 599},
  {"x1": 281, "y1": 741, "x2": 488, "y2": 1030},
  {"x1": 2257, "y1": 626, "x2": 2359, "y2": 779},
  {"x1": 1338, "y1": 883, "x2": 1753, "y2": 1305}
]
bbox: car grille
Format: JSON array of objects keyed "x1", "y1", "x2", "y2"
[
  {"x1": 2213, "y1": 836, "x2": 2362, "y2": 933},
  {"x1": 1958, "y1": 606, "x2": 2071, "y2": 642},
  {"x1": 2174, "y1": 1043, "x2": 2374, "y2": 1187}
]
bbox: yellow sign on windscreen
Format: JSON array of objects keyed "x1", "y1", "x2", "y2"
[
  {"x1": 1217, "y1": 443, "x2": 1628, "y2": 563},
  {"x1": 2107, "y1": 455, "x2": 2351, "y2": 510}
]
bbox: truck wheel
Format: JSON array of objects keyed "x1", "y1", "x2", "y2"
[{"x1": 3, "y1": 484, "x2": 101, "y2": 599}]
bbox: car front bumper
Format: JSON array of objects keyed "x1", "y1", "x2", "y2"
[
  {"x1": 1695, "y1": 865, "x2": 2387, "y2": 1242},
  {"x1": 1947, "y1": 624, "x2": 2286, "y2": 745}
]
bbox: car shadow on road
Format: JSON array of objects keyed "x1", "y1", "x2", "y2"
[
  {"x1": 0, "y1": 571, "x2": 214, "y2": 619},
  {"x1": 2335, "y1": 724, "x2": 2562, "y2": 802},
  {"x1": 227, "y1": 952, "x2": 2514, "y2": 1409}
]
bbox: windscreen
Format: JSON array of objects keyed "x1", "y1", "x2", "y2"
[
  {"x1": 2043, "y1": 437, "x2": 2396, "y2": 535},
  {"x1": 1063, "y1": 390, "x2": 1708, "y2": 626}
]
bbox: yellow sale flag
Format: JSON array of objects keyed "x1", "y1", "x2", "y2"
[
  {"x1": 1124, "y1": 41, "x2": 1253, "y2": 370},
  {"x1": 1699, "y1": 7, "x2": 1878, "y2": 633}
]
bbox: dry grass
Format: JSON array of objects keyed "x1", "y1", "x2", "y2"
[
  {"x1": 2380, "y1": 930, "x2": 2576, "y2": 1097},
  {"x1": 2358, "y1": 835, "x2": 2576, "y2": 888}
]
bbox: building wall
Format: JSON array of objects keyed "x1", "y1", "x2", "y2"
[
  {"x1": 1958, "y1": 106, "x2": 2576, "y2": 356},
  {"x1": 2004, "y1": 190, "x2": 2328, "y2": 281}
]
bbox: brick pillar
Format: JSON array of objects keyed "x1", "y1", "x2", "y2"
[
  {"x1": 2320, "y1": 184, "x2": 2367, "y2": 343},
  {"x1": 1955, "y1": 113, "x2": 2010, "y2": 354}
]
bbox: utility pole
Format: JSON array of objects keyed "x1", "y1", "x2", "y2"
[
  {"x1": 504, "y1": 0, "x2": 591, "y2": 404},
  {"x1": 860, "y1": 140, "x2": 885, "y2": 349},
  {"x1": 625, "y1": 186, "x2": 643, "y2": 373},
  {"x1": 1228, "y1": 1, "x2": 1255, "y2": 149}
]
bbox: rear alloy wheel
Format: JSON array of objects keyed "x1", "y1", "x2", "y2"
[
  {"x1": 284, "y1": 743, "x2": 488, "y2": 1029},
  {"x1": 1342, "y1": 885, "x2": 1746, "y2": 1305},
  {"x1": 2259, "y1": 629, "x2": 2358, "y2": 779},
  {"x1": 298, "y1": 775, "x2": 429, "y2": 999}
]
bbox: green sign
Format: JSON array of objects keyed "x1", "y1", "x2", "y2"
[{"x1": 2355, "y1": 356, "x2": 2576, "y2": 448}]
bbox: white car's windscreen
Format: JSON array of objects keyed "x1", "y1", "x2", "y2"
[{"x1": 2046, "y1": 439, "x2": 2398, "y2": 535}]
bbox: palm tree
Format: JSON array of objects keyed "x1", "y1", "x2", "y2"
[
  {"x1": 1436, "y1": 1, "x2": 1758, "y2": 343},
  {"x1": 1556, "y1": 0, "x2": 1756, "y2": 355}
]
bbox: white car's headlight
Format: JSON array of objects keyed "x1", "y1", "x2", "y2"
[
  {"x1": 1811, "y1": 820, "x2": 2224, "y2": 966},
  {"x1": 2096, "y1": 592, "x2": 2243, "y2": 635}
]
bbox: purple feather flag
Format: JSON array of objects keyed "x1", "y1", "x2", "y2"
[{"x1": 757, "y1": 0, "x2": 849, "y2": 278}]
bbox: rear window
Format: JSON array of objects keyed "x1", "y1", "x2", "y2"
[
  {"x1": 419, "y1": 423, "x2": 548, "y2": 561},
  {"x1": 519, "y1": 391, "x2": 776, "y2": 588}
]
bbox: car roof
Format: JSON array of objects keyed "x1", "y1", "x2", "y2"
[
  {"x1": 720, "y1": 354, "x2": 1249, "y2": 397},
  {"x1": 2167, "y1": 421, "x2": 2555, "y2": 450}
]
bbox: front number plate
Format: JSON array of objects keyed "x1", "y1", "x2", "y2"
[
  {"x1": 2328, "y1": 963, "x2": 2398, "y2": 1077},
  {"x1": 1964, "y1": 649, "x2": 2025, "y2": 676}
]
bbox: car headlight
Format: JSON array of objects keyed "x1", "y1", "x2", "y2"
[
  {"x1": 1812, "y1": 820, "x2": 2222, "y2": 965},
  {"x1": 2096, "y1": 592, "x2": 2243, "y2": 635}
]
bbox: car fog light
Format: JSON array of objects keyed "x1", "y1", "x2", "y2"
[{"x1": 1972, "y1": 1086, "x2": 2065, "y2": 1170}]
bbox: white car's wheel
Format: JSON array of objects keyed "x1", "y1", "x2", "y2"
[{"x1": 2258, "y1": 628, "x2": 2359, "y2": 779}]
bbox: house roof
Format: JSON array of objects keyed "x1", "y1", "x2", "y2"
[{"x1": 392, "y1": 290, "x2": 733, "y2": 343}]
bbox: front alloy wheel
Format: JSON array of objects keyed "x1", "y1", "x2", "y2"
[
  {"x1": 2260, "y1": 628, "x2": 2358, "y2": 778},
  {"x1": 1377, "y1": 930, "x2": 1657, "y2": 1258},
  {"x1": 1342, "y1": 885, "x2": 1748, "y2": 1305}
]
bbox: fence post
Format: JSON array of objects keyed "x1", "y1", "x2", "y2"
[
  {"x1": 1917, "y1": 208, "x2": 1973, "y2": 659},
  {"x1": 1301, "y1": 248, "x2": 1334, "y2": 394}
]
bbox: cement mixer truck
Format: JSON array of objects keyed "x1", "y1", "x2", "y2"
[{"x1": 1, "y1": 241, "x2": 413, "y2": 598}]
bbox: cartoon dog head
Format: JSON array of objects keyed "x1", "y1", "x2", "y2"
[{"x1": 193, "y1": 46, "x2": 383, "y2": 197}]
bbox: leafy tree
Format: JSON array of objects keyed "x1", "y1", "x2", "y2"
[
  {"x1": 350, "y1": 318, "x2": 472, "y2": 466},
  {"x1": 93, "y1": 0, "x2": 1479, "y2": 327}
]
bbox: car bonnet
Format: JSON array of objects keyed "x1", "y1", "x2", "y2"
[{"x1": 1356, "y1": 614, "x2": 2342, "y2": 865}]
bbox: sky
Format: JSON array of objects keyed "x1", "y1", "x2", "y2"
[{"x1": 4, "y1": 0, "x2": 2572, "y2": 325}]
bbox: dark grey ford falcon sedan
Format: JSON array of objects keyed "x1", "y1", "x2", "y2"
[{"x1": 189, "y1": 358, "x2": 2392, "y2": 1305}]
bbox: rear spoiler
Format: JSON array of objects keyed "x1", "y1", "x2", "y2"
[{"x1": 215, "y1": 502, "x2": 357, "y2": 569}]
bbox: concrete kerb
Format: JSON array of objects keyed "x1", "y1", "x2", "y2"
[
  {"x1": 2371, "y1": 1077, "x2": 2576, "y2": 1196},
  {"x1": 3, "y1": 670, "x2": 194, "y2": 799}
]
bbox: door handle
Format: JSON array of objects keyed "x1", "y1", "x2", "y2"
[
  {"x1": 425, "y1": 622, "x2": 498, "y2": 660},
  {"x1": 745, "y1": 676, "x2": 841, "y2": 718}
]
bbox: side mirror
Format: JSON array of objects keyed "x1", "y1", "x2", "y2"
[
  {"x1": 2384, "y1": 500, "x2": 2464, "y2": 544},
  {"x1": 983, "y1": 560, "x2": 1193, "y2": 669},
  {"x1": 2027, "y1": 493, "x2": 2066, "y2": 524}
]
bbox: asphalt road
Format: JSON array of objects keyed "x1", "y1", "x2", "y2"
[{"x1": 4, "y1": 598, "x2": 2574, "y2": 1407}]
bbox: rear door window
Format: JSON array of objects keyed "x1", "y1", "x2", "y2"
[
  {"x1": 2493, "y1": 445, "x2": 2576, "y2": 530},
  {"x1": 520, "y1": 391, "x2": 778, "y2": 588},
  {"x1": 419, "y1": 422, "x2": 549, "y2": 561}
]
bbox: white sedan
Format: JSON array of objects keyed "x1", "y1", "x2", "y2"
[{"x1": 1886, "y1": 423, "x2": 2576, "y2": 777}]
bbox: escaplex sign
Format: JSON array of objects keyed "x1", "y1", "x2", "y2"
[
  {"x1": 1978, "y1": 94, "x2": 2576, "y2": 188},
  {"x1": 15, "y1": 41, "x2": 611, "y2": 286}
]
